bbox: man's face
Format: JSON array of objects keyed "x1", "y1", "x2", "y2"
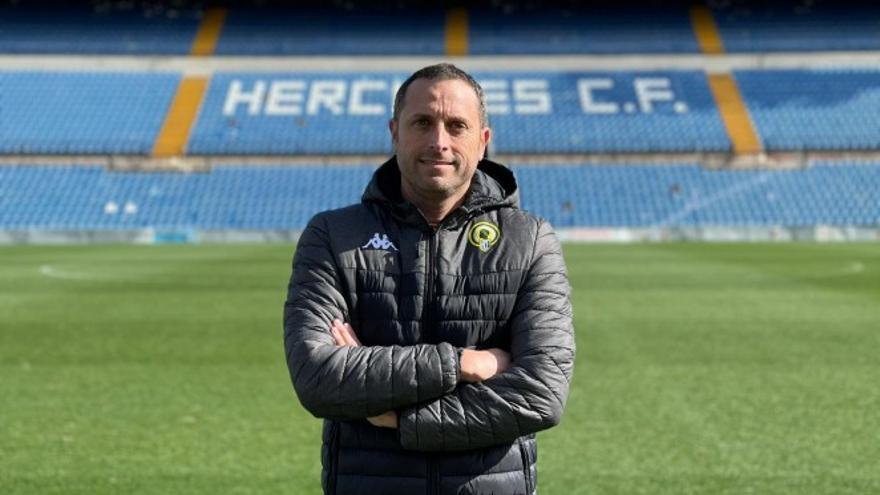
[{"x1": 390, "y1": 78, "x2": 491, "y2": 204}]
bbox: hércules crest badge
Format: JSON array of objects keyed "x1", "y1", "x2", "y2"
[{"x1": 468, "y1": 221, "x2": 501, "y2": 253}]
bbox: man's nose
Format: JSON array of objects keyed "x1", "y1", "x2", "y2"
[{"x1": 428, "y1": 123, "x2": 450, "y2": 151}]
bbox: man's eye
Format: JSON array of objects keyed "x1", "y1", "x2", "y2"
[
  {"x1": 448, "y1": 122, "x2": 467, "y2": 132},
  {"x1": 414, "y1": 119, "x2": 430, "y2": 127}
]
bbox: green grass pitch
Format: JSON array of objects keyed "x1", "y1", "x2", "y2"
[{"x1": 1, "y1": 243, "x2": 878, "y2": 494}]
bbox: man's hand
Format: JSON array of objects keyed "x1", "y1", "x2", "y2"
[
  {"x1": 459, "y1": 348, "x2": 511, "y2": 383},
  {"x1": 366, "y1": 410, "x2": 398, "y2": 429},
  {"x1": 329, "y1": 319, "x2": 397, "y2": 428},
  {"x1": 330, "y1": 318, "x2": 361, "y2": 346}
]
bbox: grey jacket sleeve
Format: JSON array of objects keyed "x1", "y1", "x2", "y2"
[
  {"x1": 284, "y1": 215, "x2": 460, "y2": 420},
  {"x1": 397, "y1": 220, "x2": 575, "y2": 451}
]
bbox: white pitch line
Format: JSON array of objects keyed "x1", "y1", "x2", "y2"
[
  {"x1": 843, "y1": 261, "x2": 865, "y2": 275},
  {"x1": 817, "y1": 261, "x2": 867, "y2": 278},
  {"x1": 38, "y1": 264, "x2": 100, "y2": 281}
]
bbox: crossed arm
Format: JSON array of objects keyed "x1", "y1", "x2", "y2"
[
  {"x1": 284, "y1": 217, "x2": 514, "y2": 423},
  {"x1": 284, "y1": 217, "x2": 574, "y2": 452},
  {"x1": 327, "y1": 318, "x2": 510, "y2": 428}
]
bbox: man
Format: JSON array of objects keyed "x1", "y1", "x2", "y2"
[{"x1": 284, "y1": 63, "x2": 575, "y2": 495}]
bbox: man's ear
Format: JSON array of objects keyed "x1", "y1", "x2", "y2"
[
  {"x1": 480, "y1": 127, "x2": 492, "y2": 155},
  {"x1": 389, "y1": 119, "x2": 399, "y2": 150}
]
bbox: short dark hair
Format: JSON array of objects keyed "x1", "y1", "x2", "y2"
[{"x1": 392, "y1": 63, "x2": 489, "y2": 127}]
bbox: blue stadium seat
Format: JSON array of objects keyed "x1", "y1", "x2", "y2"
[
  {"x1": 0, "y1": 72, "x2": 179, "y2": 155},
  {"x1": 215, "y1": 6, "x2": 445, "y2": 56},
  {"x1": 712, "y1": 3, "x2": 880, "y2": 52},
  {"x1": 3, "y1": 68, "x2": 880, "y2": 156},
  {"x1": 188, "y1": 71, "x2": 730, "y2": 155},
  {"x1": 0, "y1": 4, "x2": 199, "y2": 54},
  {"x1": 1, "y1": 3, "x2": 877, "y2": 56},
  {"x1": 736, "y1": 69, "x2": 880, "y2": 151},
  {"x1": 469, "y1": 5, "x2": 699, "y2": 54},
  {"x1": 1, "y1": 163, "x2": 878, "y2": 231}
]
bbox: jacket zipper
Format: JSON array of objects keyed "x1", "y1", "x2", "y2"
[
  {"x1": 424, "y1": 227, "x2": 437, "y2": 495},
  {"x1": 423, "y1": 227, "x2": 436, "y2": 341}
]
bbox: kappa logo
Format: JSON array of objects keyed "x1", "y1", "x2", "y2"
[
  {"x1": 468, "y1": 221, "x2": 501, "y2": 253},
  {"x1": 361, "y1": 233, "x2": 399, "y2": 252}
]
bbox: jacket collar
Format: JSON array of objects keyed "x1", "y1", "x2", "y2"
[{"x1": 362, "y1": 156, "x2": 520, "y2": 229}]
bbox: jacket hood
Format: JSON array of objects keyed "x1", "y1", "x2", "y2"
[{"x1": 362, "y1": 156, "x2": 520, "y2": 226}]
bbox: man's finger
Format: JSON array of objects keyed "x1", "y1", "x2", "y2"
[
  {"x1": 367, "y1": 410, "x2": 398, "y2": 429},
  {"x1": 329, "y1": 319, "x2": 361, "y2": 347},
  {"x1": 339, "y1": 323, "x2": 360, "y2": 347},
  {"x1": 331, "y1": 319, "x2": 351, "y2": 346},
  {"x1": 343, "y1": 323, "x2": 362, "y2": 346},
  {"x1": 330, "y1": 325, "x2": 346, "y2": 346}
]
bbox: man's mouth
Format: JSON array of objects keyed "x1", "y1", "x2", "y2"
[{"x1": 419, "y1": 158, "x2": 456, "y2": 166}]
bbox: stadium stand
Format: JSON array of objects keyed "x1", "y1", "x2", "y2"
[
  {"x1": 215, "y1": 6, "x2": 446, "y2": 56},
  {"x1": 1, "y1": 1, "x2": 879, "y2": 241},
  {"x1": 0, "y1": 3, "x2": 200, "y2": 55},
  {"x1": 189, "y1": 70, "x2": 730, "y2": 154},
  {"x1": 468, "y1": 5, "x2": 699, "y2": 54},
  {"x1": 186, "y1": 72, "x2": 404, "y2": 155},
  {"x1": 516, "y1": 163, "x2": 880, "y2": 228},
  {"x1": 711, "y1": 2, "x2": 880, "y2": 52},
  {"x1": 0, "y1": 72, "x2": 179, "y2": 154},
  {"x1": 1, "y1": 2, "x2": 880, "y2": 56},
  {"x1": 6, "y1": 68, "x2": 880, "y2": 155},
  {"x1": 483, "y1": 71, "x2": 728, "y2": 153},
  {"x1": 214, "y1": 3, "x2": 701, "y2": 56},
  {"x1": 734, "y1": 69, "x2": 880, "y2": 151},
  {"x1": 1, "y1": 163, "x2": 878, "y2": 231}
]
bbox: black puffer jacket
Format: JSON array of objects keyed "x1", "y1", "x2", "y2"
[{"x1": 284, "y1": 157, "x2": 575, "y2": 495}]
